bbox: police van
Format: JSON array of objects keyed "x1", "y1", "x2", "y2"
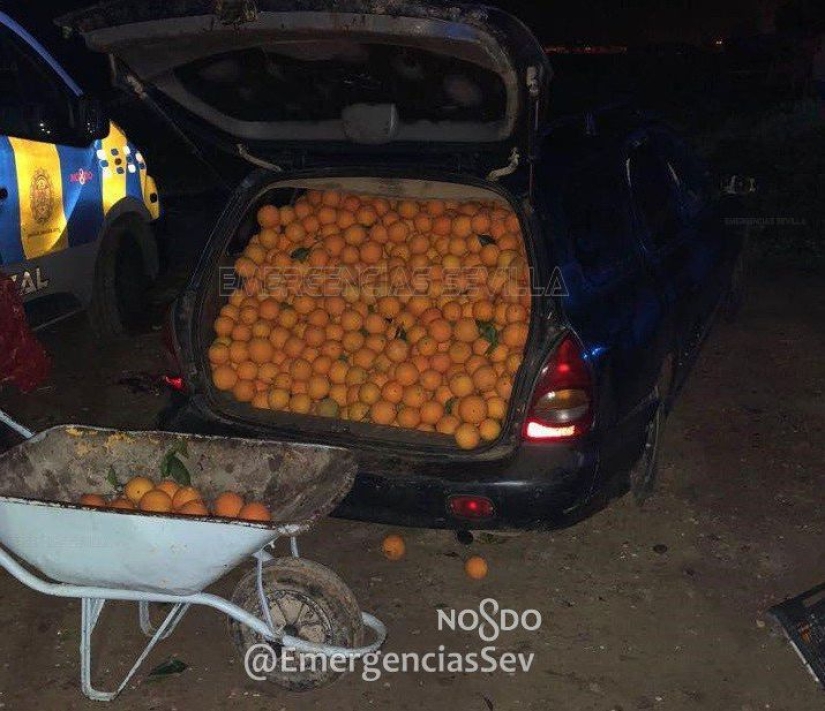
[{"x1": 0, "y1": 11, "x2": 159, "y2": 335}]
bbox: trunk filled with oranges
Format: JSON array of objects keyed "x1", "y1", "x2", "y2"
[{"x1": 206, "y1": 181, "x2": 531, "y2": 450}]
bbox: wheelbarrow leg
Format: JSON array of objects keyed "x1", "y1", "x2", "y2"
[
  {"x1": 80, "y1": 598, "x2": 190, "y2": 701},
  {"x1": 138, "y1": 601, "x2": 183, "y2": 639}
]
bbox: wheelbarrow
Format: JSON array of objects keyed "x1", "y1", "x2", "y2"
[{"x1": 0, "y1": 411, "x2": 386, "y2": 700}]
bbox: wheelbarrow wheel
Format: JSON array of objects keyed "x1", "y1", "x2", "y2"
[{"x1": 228, "y1": 557, "x2": 364, "y2": 691}]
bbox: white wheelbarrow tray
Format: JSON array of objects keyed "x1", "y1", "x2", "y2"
[{"x1": 0, "y1": 425, "x2": 385, "y2": 701}]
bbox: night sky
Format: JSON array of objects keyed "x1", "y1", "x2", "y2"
[{"x1": 2, "y1": 0, "x2": 781, "y2": 46}]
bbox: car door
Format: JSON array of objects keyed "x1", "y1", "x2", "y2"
[
  {"x1": 556, "y1": 149, "x2": 666, "y2": 437},
  {"x1": 624, "y1": 131, "x2": 702, "y2": 382},
  {"x1": 652, "y1": 128, "x2": 736, "y2": 349}
]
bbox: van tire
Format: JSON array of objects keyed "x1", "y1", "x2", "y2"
[{"x1": 88, "y1": 215, "x2": 158, "y2": 339}]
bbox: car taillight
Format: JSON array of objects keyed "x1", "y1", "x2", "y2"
[
  {"x1": 161, "y1": 307, "x2": 186, "y2": 393},
  {"x1": 448, "y1": 495, "x2": 495, "y2": 519},
  {"x1": 522, "y1": 334, "x2": 593, "y2": 441}
]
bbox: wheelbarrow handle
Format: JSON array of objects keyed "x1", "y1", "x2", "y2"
[{"x1": 0, "y1": 408, "x2": 34, "y2": 440}]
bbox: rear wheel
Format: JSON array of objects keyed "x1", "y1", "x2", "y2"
[
  {"x1": 228, "y1": 557, "x2": 363, "y2": 692},
  {"x1": 88, "y1": 215, "x2": 158, "y2": 338},
  {"x1": 629, "y1": 395, "x2": 663, "y2": 505}
]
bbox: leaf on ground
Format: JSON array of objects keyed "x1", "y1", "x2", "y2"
[
  {"x1": 166, "y1": 456, "x2": 191, "y2": 486},
  {"x1": 106, "y1": 466, "x2": 119, "y2": 490},
  {"x1": 476, "y1": 532, "x2": 509, "y2": 545},
  {"x1": 148, "y1": 657, "x2": 188, "y2": 678},
  {"x1": 290, "y1": 247, "x2": 311, "y2": 262},
  {"x1": 479, "y1": 234, "x2": 496, "y2": 247}
]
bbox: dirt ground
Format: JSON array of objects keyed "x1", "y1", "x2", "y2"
[{"x1": 0, "y1": 265, "x2": 822, "y2": 710}]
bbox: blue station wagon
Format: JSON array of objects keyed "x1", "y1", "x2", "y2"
[{"x1": 65, "y1": 0, "x2": 743, "y2": 529}]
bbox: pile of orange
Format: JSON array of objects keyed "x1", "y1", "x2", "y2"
[
  {"x1": 208, "y1": 190, "x2": 530, "y2": 449},
  {"x1": 78, "y1": 476, "x2": 272, "y2": 522}
]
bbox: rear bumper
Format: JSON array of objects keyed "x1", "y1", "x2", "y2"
[{"x1": 160, "y1": 398, "x2": 598, "y2": 530}]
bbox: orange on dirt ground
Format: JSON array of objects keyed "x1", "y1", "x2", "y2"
[
  {"x1": 238, "y1": 502, "x2": 272, "y2": 522},
  {"x1": 209, "y1": 190, "x2": 531, "y2": 449},
  {"x1": 214, "y1": 491, "x2": 245, "y2": 518},
  {"x1": 464, "y1": 555, "x2": 489, "y2": 580},
  {"x1": 79, "y1": 493, "x2": 107, "y2": 507},
  {"x1": 381, "y1": 534, "x2": 406, "y2": 561}
]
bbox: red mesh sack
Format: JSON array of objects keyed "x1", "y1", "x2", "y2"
[{"x1": 0, "y1": 274, "x2": 50, "y2": 393}]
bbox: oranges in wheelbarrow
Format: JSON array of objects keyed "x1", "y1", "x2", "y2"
[{"x1": 77, "y1": 476, "x2": 271, "y2": 523}]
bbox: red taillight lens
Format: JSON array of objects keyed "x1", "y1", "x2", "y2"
[
  {"x1": 161, "y1": 307, "x2": 186, "y2": 393},
  {"x1": 448, "y1": 495, "x2": 495, "y2": 519},
  {"x1": 522, "y1": 334, "x2": 593, "y2": 441}
]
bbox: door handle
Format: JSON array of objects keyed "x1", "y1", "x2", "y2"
[{"x1": 0, "y1": 187, "x2": 8, "y2": 201}]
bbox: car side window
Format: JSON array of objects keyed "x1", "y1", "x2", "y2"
[
  {"x1": 654, "y1": 132, "x2": 709, "y2": 221},
  {"x1": 563, "y1": 157, "x2": 637, "y2": 283},
  {"x1": 0, "y1": 26, "x2": 75, "y2": 144},
  {"x1": 626, "y1": 140, "x2": 681, "y2": 249}
]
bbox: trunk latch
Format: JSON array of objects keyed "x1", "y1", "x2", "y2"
[{"x1": 213, "y1": 0, "x2": 258, "y2": 26}]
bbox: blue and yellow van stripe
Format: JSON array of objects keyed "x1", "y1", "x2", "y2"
[
  {"x1": 0, "y1": 136, "x2": 24, "y2": 265},
  {"x1": 0, "y1": 122, "x2": 158, "y2": 267}
]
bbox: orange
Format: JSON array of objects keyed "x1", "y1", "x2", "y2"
[
  {"x1": 472, "y1": 366, "x2": 498, "y2": 391},
  {"x1": 177, "y1": 499, "x2": 209, "y2": 516},
  {"x1": 428, "y1": 318, "x2": 452, "y2": 343},
  {"x1": 303, "y1": 325, "x2": 326, "y2": 347},
  {"x1": 495, "y1": 376, "x2": 513, "y2": 399},
  {"x1": 472, "y1": 300, "x2": 495, "y2": 322},
  {"x1": 387, "y1": 221, "x2": 408, "y2": 243},
  {"x1": 487, "y1": 396, "x2": 507, "y2": 420},
  {"x1": 214, "y1": 316, "x2": 235, "y2": 337},
  {"x1": 268, "y1": 388, "x2": 290, "y2": 410},
  {"x1": 345, "y1": 366, "x2": 368, "y2": 386},
  {"x1": 251, "y1": 392, "x2": 270, "y2": 409},
  {"x1": 397, "y1": 406, "x2": 421, "y2": 428},
  {"x1": 448, "y1": 342, "x2": 472, "y2": 364},
  {"x1": 385, "y1": 339, "x2": 409, "y2": 363},
  {"x1": 419, "y1": 368, "x2": 442, "y2": 391},
  {"x1": 109, "y1": 497, "x2": 135, "y2": 510},
  {"x1": 257, "y1": 204, "x2": 280, "y2": 228},
  {"x1": 433, "y1": 215, "x2": 452, "y2": 236},
  {"x1": 248, "y1": 338, "x2": 274, "y2": 365},
  {"x1": 344, "y1": 224, "x2": 367, "y2": 246},
  {"x1": 465, "y1": 555, "x2": 488, "y2": 579},
  {"x1": 139, "y1": 489, "x2": 173, "y2": 513},
  {"x1": 212, "y1": 366, "x2": 238, "y2": 391},
  {"x1": 419, "y1": 401, "x2": 444, "y2": 425},
  {"x1": 307, "y1": 375, "x2": 331, "y2": 400},
  {"x1": 214, "y1": 491, "x2": 245, "y2": 518},
  {"x1": 360, "y1": 241, "x2": 383, "y2": 265},
  {"x1": 455, "y1": 423, "x2": 481, "y2": 450},
  {"x1": 436, "y1": 414, "x2": 460, "y2": 435},
  {"x1": 231, "y1": 322, "x2": 252, "y2": 342},
  {"x1": 340, "y1": 309, "x2": 363, "y2": 332},
  {"x1": 238, "y1": 501, "x2": 272, "y2": 522},
  {"x1": 155, "y1": 480, "x2": 180, "y2": 499},
  {"x1": 232, "y1": 379, "x2": 255, "y2": 403},
  {"x1": 381, "y1": 534, "x2": 406, "y2": 560},
  {"x1": 479, "y1": 418, "x2": 502, "y2": 442},
  {"x1": 209, "y1": 343, "x2": 229, "y2": 365},
  {"x1": 124, "y1": 476, "x2": 155, "y2": 505},
  {"x1": 395, "y1": 362, "x2": 419, "y2": 387},
  {"x1": 402, "y1": 384, "x2": 427, "y2": 408},
  {"x1": 173, "y1": 486, "x2": 202, "y2": 510},
  {"x1": 358, "y1": 382, "x2": 382, "y2": 406},
  {"x1": 458, "y1": 395, "x2": 488, "y2": 425},
  {"x1": 381, "y1": 380, "x2": 404, "y2": 404},
  {"x1": 502, "y1": 323, "x2": 528, "y2": 348},
  {"x1": 449, "y1": 373, "x2": 474, "y2": 398},
  {"x1": 371, "y1": 400, "x2": 397, "y2": 425},
  {"x1": 416, "y1": 336, "x2": 438, "y2": 356},
  {"x1": 290, "y1": 358, "x2": 312, "y2": 382},
  {"x1": 364, "y1": 313, "x2": 387, "y2": 335},
  {"x1": 454, "y1": 317, "x2": 479, "y2": 343},
  {"x1": 79, "y1": 493, "x2": 106, "y2": 508},
  {"x1": 317, "y1": 398, "x2": 341, "y2": 419},
  {"x1": 290, "y1": 393, "x2": 313, "y2": 414},
  {"x1": 356, "y1": 206, "x2": 378, "y2": 226},
  {"x1": 471, "y1": 212, "x2": 491, "y2": 234}
]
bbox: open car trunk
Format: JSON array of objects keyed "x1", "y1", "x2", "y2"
[{"x1": 189, "y1": 174, "x2": 537, "y2": 455}]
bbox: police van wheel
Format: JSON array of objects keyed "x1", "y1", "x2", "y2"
[{"x1": 89, "y1": 215, "x2": 158, "y2": 338}]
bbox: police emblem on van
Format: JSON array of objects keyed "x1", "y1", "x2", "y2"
[{"x1": 30, "y1": 168, "x2": 54, "y2": 225}]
